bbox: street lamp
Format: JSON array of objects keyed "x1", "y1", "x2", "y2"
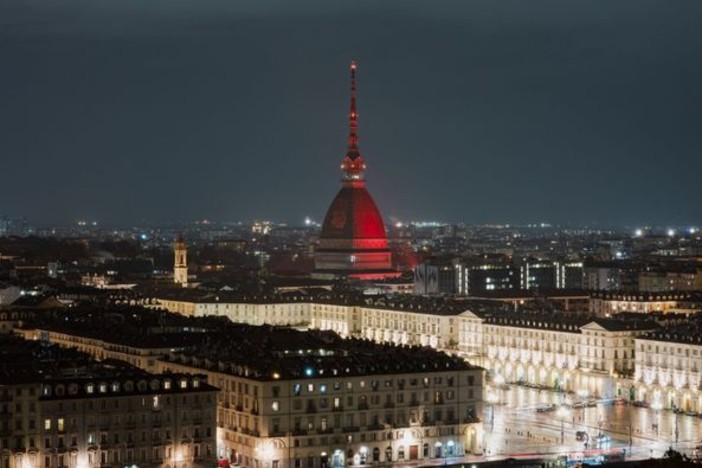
[
  {"x1": 557, "y1": 406, "x2": 570, "y2": 445},
  {"x1": 486, "y1": 392, "x2": 499, "y2": 432},
  {"x1": 674, "y1": 404, "x2": 679, "y2": 446},
  {"x1": 651, "y1": 401, "x2": 662, "y2": 438}
]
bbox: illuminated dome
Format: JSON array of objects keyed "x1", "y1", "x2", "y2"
[
  {"x1": 320, "y1": 186, "x2": 387, "y2": 240},
  {"x1": 314, "y1": 62, "x2": 398, "y2": 280}
]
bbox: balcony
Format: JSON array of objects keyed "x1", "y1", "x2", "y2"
[
  {"x1": 342, "y1": 426, "x2": 359, "y2": 433},
  {"x1": 292, "y1": 428, "x2": 308, "y2": 436},
  {"x1": 367, "y1": 423, "x2": 383, "y2": 431},
  {"x1": 357, "y1": 403, "x2": 369, "y2": 410}
]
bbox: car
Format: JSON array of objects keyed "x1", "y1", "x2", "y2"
[
  {"x1": 536, "y1": 404, "x2": 557, "y2": 413},
  {"x1": 576, "y1": 430, "x2": 589, "y2": 441},
  {"x1": 594, "y1": 435, "x2": 611, "y2": 448}
]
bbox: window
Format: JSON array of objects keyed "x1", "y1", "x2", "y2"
[
  {"x1": 272, "y1": 401, "x2": 280, "y2": 412},
  {"x1": 44, "y1": 419, "x2": 51, "y2": 430},
  {"x1": 57, "y1": 419, "x2": 64, "y2": 432}
]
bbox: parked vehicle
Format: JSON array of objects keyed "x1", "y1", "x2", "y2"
[
  {"x1": 576, "y1": 430, "x2": 589, "y2": 441},
  {"x1": 594, "y1": 434, "x2": 611, "y2": 448},
  {"x1": 535, "y1": 404, "x2": 557, "y2": 413}
]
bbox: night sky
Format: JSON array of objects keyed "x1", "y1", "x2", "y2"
[{"x1": 1, "y1": 0, "x2": 701, "y2": 227}]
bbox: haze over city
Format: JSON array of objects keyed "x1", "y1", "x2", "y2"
[{"x1": 1, "y1": 0, "x2": 701, "y2": 226}]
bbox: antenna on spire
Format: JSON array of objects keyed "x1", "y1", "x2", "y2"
[{"x1": 347, "y1": 60, "x2": 359, "y2": 159}]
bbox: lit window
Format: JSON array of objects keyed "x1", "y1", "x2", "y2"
[
  {"x1": 180, "y1": 380, "x2": 187, "y2": 389},
  {"x1": 320, "y1": 385, "x2": 327, "y2": 394},
  {"x1": 44, "y1": 419, "x2": 51, "y2": 430},
  {"x1": 153, "y1": 396, "x2": 159, "y2": 409},
  {"x1": 58, "y1": 419, "x2": 64, "y2": 432},
  {"x1": 272, "y1": 401, "x2": 280, "y2": 412},
  {"x1": 307, "y1": 384, "x2": 314, "y2": 392},
  {"x1": 164, "y1": 380, "x2": 171, "y2": 390},
  {"x1": 86, "y1": 384, "x2": 94, "y2": 394}
]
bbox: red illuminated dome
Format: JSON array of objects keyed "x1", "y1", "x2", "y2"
[{"x1": 314, "y1": 61, "x2": 399, "y2": 280}]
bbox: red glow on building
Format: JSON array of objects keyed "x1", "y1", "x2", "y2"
[{"x1": 314, "y1": 61, "x2": 399, "y2": 280}]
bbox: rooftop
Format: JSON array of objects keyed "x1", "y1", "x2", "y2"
[{"x1": 164, "y1": 326, "x2": 481, "y2": 381}]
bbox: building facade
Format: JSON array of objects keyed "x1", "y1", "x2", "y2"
[{"x1": 0, "y1": 338, "x2": 217, "y2": 468}]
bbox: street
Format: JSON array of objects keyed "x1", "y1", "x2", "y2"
[{"x1": 483, "y1": 385, "x2": 702, "y2": 462}]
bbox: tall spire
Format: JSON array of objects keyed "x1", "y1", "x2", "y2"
[
  {"x1": 341, "y1": 60, "x2": 366, "y2": 182},
  {"x1": 347, "y1": 60, "x2": 360, "y2": 160}
]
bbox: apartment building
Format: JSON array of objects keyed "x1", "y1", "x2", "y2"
[{"x1": 0, "y1": 336, "x2": 217, "y2": 468}]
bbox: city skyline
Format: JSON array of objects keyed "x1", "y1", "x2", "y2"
[{"x1": 1, "y1": 0, "x2": 701, "y2": 226}]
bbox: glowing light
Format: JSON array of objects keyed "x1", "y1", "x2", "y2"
[
  {"x1": 634, "y1": 229, "x2": 643, "y2": 237},
  {"x1": 256, "y1": 443, "x2": 275, "y2": 461},
  {"x1": 557, "y1": 405, "x2": 570, "y2": 419},
  {"x1": 667, "y1": 228, "x2": 676, "y2": 237},
  {"x1": 272, "y1": 372, "x2": 280, "y2": 379},
  {"x1": 304, "y1": 367, "x2": 314, "y2": 377}
]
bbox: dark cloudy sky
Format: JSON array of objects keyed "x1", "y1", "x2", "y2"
[{"x1": 1, "y1": 0, "x2": 701, "y2": 227}]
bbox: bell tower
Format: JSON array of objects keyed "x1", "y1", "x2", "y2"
[{"x1": 174, "y1": 235, "x2": 188, "y2": 287}]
